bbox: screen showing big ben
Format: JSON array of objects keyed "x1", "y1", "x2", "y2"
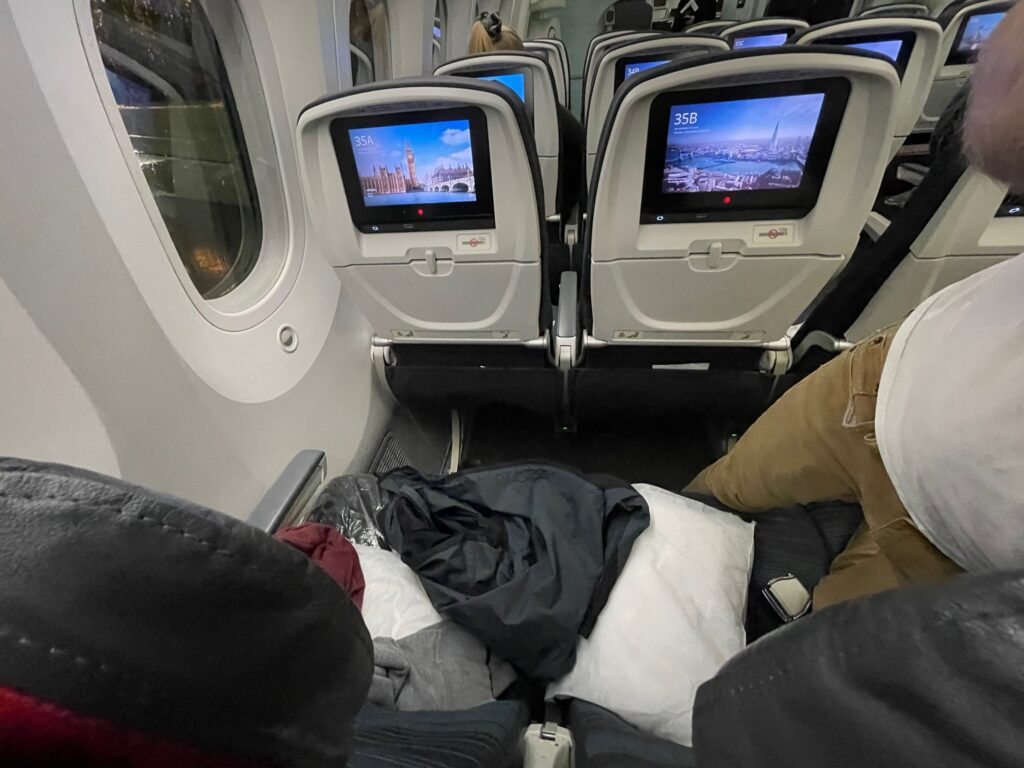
[
  {"x1": 348, "y1": 119, "x2": 478, "y2": 206},
  {"x1": 332, "y1": 106, "x2": 495, "y2": 233}
]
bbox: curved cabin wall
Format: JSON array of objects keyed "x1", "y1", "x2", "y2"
[{"x1": 0, "y1": 0, "x2": 392, "y2": 518}]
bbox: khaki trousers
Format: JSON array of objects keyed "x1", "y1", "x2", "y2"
[{"x1": 689, "y1": 326, "x2": 962, "y2": 608}]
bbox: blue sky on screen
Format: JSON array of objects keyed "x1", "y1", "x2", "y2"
[
  {"x1": 959, "y1": 12, "x2": 1005, "y2": 50},
  {"x1": 624, "y1": 59, "x2": 670, "y2": 79},
  {"x1": 476, "y1": 73, "x2": 526, "y2": 101},
  {"x1": 846, "y1": 38, "x2": 903, "y2": 62},
  {"x1": 733, "y1": 33, "x2": 788, "y2": 49},
  {"x1": 349, "y1": 119, "x2": 474, "y2": 178},
  {"x1": 667, "y1": 93, "x2": 825, "y2": 145}
]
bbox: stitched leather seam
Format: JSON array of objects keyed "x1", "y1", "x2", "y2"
[
  {"x1": 0, "y1": 490, "x2": 237, "y2": 558},
  {"x1": 0, "y1": 626, "x2": 113, "y2": 675}
]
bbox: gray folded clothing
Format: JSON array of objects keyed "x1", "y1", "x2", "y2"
[{"x1": 368, "y1": 622, "x2": 517, "y2": 711}]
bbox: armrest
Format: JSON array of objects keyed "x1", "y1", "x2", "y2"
[
  {"x1": 897, "y1": 162, "x2": 929, "y2": 187},
  {"x1": 556, "y1": 271, "x2": 578, "y2": 341},
  {"x1": 862, "y1": 211, "x2": 891, "y2": 242},
  {"x1": 250, "y1": 450, "x2": 326, "y2": 533}
]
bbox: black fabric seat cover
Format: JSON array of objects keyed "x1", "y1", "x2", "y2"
[
  {"x1": 693, "y1": 569, "x2": 1024, "y2": 767},
  {"x1": 688, "y1": 494, "x2": 863, "y2": 640},
  {"x1": 350, "y1": 701, "x2": 529, "y2": 768},
  {"x1": 568, "y1": 699, "x2": 695, "y2": 768},
  {"x1": 377, "y1": 463, "x2": 650, "y2": 682},
  {"x1": 0, "y1": 457, "x2": 372, "y2": 768}
]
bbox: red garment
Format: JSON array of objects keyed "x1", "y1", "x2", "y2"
[
  {"x1": 274, "y1": 523, "x2": 365, "y2": 610},
  {"x1": 0, "y1": 685, "x2": 262, "y2": 768}
]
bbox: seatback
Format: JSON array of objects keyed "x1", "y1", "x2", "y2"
[
  {"x1": 724, "y1": 18, "x2": 811, "y2": 47},
  {"x1": 687, "y1": 20, "x2": 738, "y2": 33},
  {"x1": 915, "y1": 0, "x2": 1013, "y2": 133},
  {"x1": 584, "y1": 32, "x2": 661, "y2": 115},
  {"x1": 584, "y1": 48, "x2": 900, "y2": 347},
  {"x1": 791, "y1": 85, "x2": 1021, "y2": 344},
  {"x1": 793, "y1": 17, "x2": 943, "y2": 158},
  {"x1": 525, "y1": 39, "x2": 570, "y2": 108},
  {"x1": 436, "y1": 53, "x2": 562, "y2": 221},
  {"x1": 846, "y1": 170, "x2": 1018, "y2": 339},
  {"x1": 584, "y1": 31, "x2": 635, "y2": 81},
  {"x1": 860, "y1": 2, "x2": 932, "y2": 15},
  {"x1": 296, "y1": 78, "x2": 549, "y2": 344},
  {"x1": 585, "y1": 35, "x2": 731, "y2": 181}
]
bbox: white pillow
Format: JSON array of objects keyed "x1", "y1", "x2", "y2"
[
  {"x1": 547, "y1": 484, "x2": 754, "y2": 746},
  {"x1": 355, "y1": 544, "x2": 443, "y2": 640}
]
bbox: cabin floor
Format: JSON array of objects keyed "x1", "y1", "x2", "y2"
[
  {"x1": 376, "y1": 403, "x2": 721, "y2": 490},
  {"x1": 461, "y1": 405, "x2": 714, "y2": 490}
]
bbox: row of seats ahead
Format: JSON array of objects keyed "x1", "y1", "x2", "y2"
[
  {"x1": 293, "y1": 32, "x2": 1021, "y2": 399},
  {"x1": 295, "y1": 47, "x2": 899, "y2": 359},
  {"x1": 582, "y1": 0, "x2": 1012, "y2": 140}
]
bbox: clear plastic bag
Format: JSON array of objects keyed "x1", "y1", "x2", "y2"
[{"x1": 310, "y1": 474, "x2": 390, "y2": 548}]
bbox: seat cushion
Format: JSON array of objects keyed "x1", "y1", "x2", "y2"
[
  {"x1": 349, "y1": 701, "x2": 530, "y2": 768},
  {"x1": 568, "y1": 699, "x2": 695, "y2": 768}
]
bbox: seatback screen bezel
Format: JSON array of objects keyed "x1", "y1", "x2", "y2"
[
  {"x1": 331, "y1": 106, "x2": 496, "y2": 234},
  {"x1": 639, "y1": 77, "x2": 851, "y2": 224}
]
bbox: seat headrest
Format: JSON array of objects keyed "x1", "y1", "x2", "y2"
[
  {"x1": 0, "y1": 458, "x2": 372, "y2": 768},
  {"x1": 724, "y1": 17, "x2": 810, "y2": 45},
  {"x1": 436, "y1": 50, "x2": 556, "y2": 84},
  {"x1": 693, "y1": 569, "x2": 1024, "y2": 768}
]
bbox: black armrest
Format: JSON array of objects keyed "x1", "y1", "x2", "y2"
[{"x1": 250, "y1": 450, "x2": 326, "y2": 533}]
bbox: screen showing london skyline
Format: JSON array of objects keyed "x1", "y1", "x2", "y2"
[
  {"x1": 348, "y1": 119, "x2": 477, "y2": 207},
  {"x1": 847, "y1": 38, "x2": 904, "y2": 63},
  {"x1": 957, "y1": 12, "x2": 1005, "y2": 54},
  {"x1": 662, "y1": 93, "x2": 826, "y2": 195},
  {"x1": 733, "y1": 33, "x2": 789, "y2": 49},
  {"x1": 624, "y1": 58, "x2": 670, "y2": 79}
]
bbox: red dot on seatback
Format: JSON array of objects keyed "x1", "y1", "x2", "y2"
[
  {"x1": 723, "y1": 196, "x2": 732, "y2": 204},
  {"x1": 417, "y1": 208, "x2": 424, "y2": 216}
]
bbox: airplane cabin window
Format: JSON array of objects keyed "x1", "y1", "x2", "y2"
[
  {"x1": 89, "y1": 0, "x2": 263, "y2": 300},
  {"x1": 433, "y1": 0, "x2": 446, "y2": 69},
  {"x1": 350, "y1": 0, "x2": 392, "y2": 85}
]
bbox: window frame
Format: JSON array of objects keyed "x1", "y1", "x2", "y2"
[
  {"x1": 76, "y1": 0, "x2": 298, "y2": 329},
  {"x1": 432, "y1": 0, "x2": 447, "y2": 69}
]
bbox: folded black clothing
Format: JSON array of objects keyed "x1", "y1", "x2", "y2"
[
  {"x1": 350, "y1": 701, "x2": 530, "y2": 768},
  {"x1": 378, "y1": 463, "x2": 650, "y2": 682}
]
